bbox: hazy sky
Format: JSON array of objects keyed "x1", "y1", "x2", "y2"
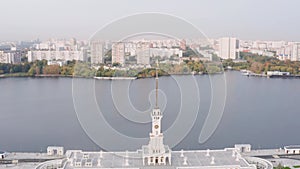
[{"x1": 0, "y1": 0, "x2": 299, "y2": 41}]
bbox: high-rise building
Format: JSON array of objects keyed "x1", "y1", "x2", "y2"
[
  {"x1": 136, "y1": 42, "x2": 150, "y2": 65},
  {"x1": 0, "y1": 51, "x2": 20, "y2": 64},
  {"x1": 112, "y1": 42, "x2": 125, "y2": 65},
  {"x1": 218, "y1": 37, "x2": 239, "y2": 59},
  {"x1": 291, "y1": 43, "x2": 300, "y2": 61},
  {"x1": 90, "y1": 41, "x2": 104, "y2": 64}
]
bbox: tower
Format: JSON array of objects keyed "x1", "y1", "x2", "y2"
[{"x1": 142, "y1": 61, "x2": 171, "y2": 166}]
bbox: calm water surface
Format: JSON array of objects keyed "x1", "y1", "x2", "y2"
[{"x1": 0, "y1": 71, "x2": 300, "y2": 152}]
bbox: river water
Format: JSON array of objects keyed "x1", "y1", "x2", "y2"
[{"x1": 0, "y1": 71, "x2": 299, "y2": 152}]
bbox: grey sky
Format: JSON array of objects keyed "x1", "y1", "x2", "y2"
[{"x1": 0, "y1": 0, "x2": 299, "y2": 41}]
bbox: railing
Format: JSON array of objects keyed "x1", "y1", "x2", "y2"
[{"x1": 35, "y1": 158, "x2": 67, "y2": 169}]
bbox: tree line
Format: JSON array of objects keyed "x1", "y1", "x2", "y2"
[
  {"x1": 0, "y1": 59, "x2": 225, "y2": 78},
  {"x1": 222, "y1": 52, "x2": 300, "y2": 74},
  {"x1": 0, "y1": 60, "x2": 76, "y2": 77}
]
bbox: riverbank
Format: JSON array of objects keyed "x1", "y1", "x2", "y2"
[
  {"x1": 0, "y1": 71, "x2": 224, "y2": 79},
  {"x1": 3, "y1": 70, "x2": 300, "y2": 80},
  {"x1": 0, "y1": 73, "x2": 73, "y2": 78},
  {"x1": 239, "y1": 70, "x2": 300, "y2": 79}
]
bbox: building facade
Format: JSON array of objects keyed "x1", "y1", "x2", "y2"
[
  {"x1": 136, "y1": 43, "x2": 150, "y2": 65},
  {"x1": 291, "y1": 43, "x2": 300, "y2": 61},
  {"x1": 0, "y1": 51, "x2": 21, "y2": 64},
  {"x1": 90, "y1": 40, "x2": 104, "y2": 64},
  {"x1": 219, "y1": 37, "x2": 239, "y2": 59},
  {"x1": 112, "y1": 42, "x2": 125, "y2": 65},
  {"x1": 27, "y1": 50, "x2": 87, "y2": 62}
]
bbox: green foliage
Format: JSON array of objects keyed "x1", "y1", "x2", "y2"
[
  {"x1": 11, "y1": 52, "x2": 300, "y2": 78},
  {"x1": 73, "y1": 62, "x2": 96, "y2": 77},
  {"x1": 137, "y1": 68, "x2": 168, "y2": 78},
  {"x1": 0, "y1": 63, "x2": 32, "y2": 75},
  {"x1": 205, "y1": 64, "x2": 222, "y2": 74},
  {"x1": 60, "y1": 61, "x2": 75, "y2": 76},
  {"x1": 182, "y1": 47, "x2": 198, "y2": 57},
  {"x1": 211, "y1": 54, "x2": 220, "y2": 61},
  {"x1": 223, "y1": 52, "x2": 300, "y2": 75},
  {"x1": 274, "y1": 163, "x2": 291, "y2": 169},
  {"x1": 43, "y1": 65, "x2": 60, "y2": 74}
]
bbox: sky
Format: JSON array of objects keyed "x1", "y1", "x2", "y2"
[{"x1": 0, "y1": 0, "x2": 299, "y2": 41}]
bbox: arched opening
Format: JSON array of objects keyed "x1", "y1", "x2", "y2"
[
  {"x1": 155, "y1": 157, "x2": 159, "y2": 164},
  {"x1": 166, "y1": 157, "x2": 169, "y2": 164}
]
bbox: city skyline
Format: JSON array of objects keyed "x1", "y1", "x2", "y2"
[
  {"x1": 0, "y1": 0, "x2": 300, "y2": 41},
  {"x1": 2, "y1": 36, "x2": 300, "y2": 65}
]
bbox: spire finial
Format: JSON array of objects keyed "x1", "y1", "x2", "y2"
[{"x1": 155, "y1": 59, "x2": 159, "y2": 108}]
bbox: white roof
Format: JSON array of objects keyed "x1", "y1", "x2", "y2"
[
  {"x1": 284, "y1": 145, "x2": 300, "y2": 150},
  {"x1": 64, "y1": 148, "x2": 255, "y2": 169}
]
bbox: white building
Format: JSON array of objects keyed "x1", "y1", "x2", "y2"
[
  {"x1": 218, "y1": 37, "x2": 239, "y2": 59},
  {"x1": 0, "y1": 51, "x2": 20, "y2": 64},
  {"x1": 90, "y1": 40, "x2": 104, "y2": 64},
  {"x1": 136, "y1": 43, "x2": 150, "y2": 65},
  {"x1": 150, "y1": 48, "x2": 183, "y2": 58},
  {"x1": 291, "y1": 43, "x2": 300, "y2": 61},
  {"x1": 0, "y1": 151, "x2": 6, "y2": 159},
  {"x1": 27, "y1": 50, "x2": 87, "y2": 62},
  {"x1": 125, "y1": 42, "x2": 137, "y2": 56},
  {"x1": 47, "y1": 146, "x2": 64, "y2": 156},
  {"x1": 267, "y1": 71, "x2": 290, "y2": 76},
  {"x1": 284, "y1": 145, "x2": 300, "y2": 154},
  {"x1": 47, "y1": 60, "x2": 67, "y2": 66},
  {"x1": 276, "y1": 42, "x2": 300, "y2": 61},
  {"x1": 235, "y1": 144, "x2": 251, "y2": 153},
  {"x1": 112, "y1": 42, "x2": 125, "y2": 65}
]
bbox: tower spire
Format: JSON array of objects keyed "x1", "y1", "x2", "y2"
[
  {"x1": 155, "y1": 60, "x2": 159, "y2": 108},
  {"x1": 142, "y1": 59, "x2": 171, "y2": 166}
]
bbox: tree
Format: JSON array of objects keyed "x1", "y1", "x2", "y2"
[
  {"x1": 73, "y1": 62, "x2": 96, "y2": 77},
  {"x1": 112, "y1": 62, "x2": 121, "y2": 67},
  {"x1": 60, "y1": 66, "x2": 73, "y2": 76},
  {"x1": 250, "y1": 62, "x2": 263, "y2": 74},
  {"x1": 43, "y1": 65, "x2": 60, "y2": 74},
  {"x1": 28, "y1": 66, "x2": 36, "y2": 76}
]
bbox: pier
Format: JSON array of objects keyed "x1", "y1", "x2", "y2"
[{"x1": 0, "y1": 152, "x2": 64, "y2": 165}]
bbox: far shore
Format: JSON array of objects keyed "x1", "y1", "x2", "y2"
[
  {"x1": 2, "y1": 70, "x2": 300, "y2": 80},
  {"x1": 0, "y1": 71, "x2": 225, "y2": 80}
]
